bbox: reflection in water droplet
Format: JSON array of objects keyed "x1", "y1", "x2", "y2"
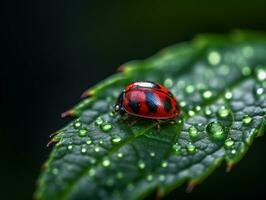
[
  {"x1": 81, "y1": 147, "x2": 87, "y2": 154},
  {"x1": 202, "y1": 90, "x2": 212, "y2": 99},
  {"x1": 164, "y1": 78, "x2": 173, "y2": 88},
  {"x1": 208, "y1": 51, "x2": 221, "y2": 65},
  {"x1": 256, "y1": 88, "x2": 264, "y2": 95},
  {"x1": 241, "y1": 66, "x2": 251, "y2": 76},
  {"x1": 217, "y1": 106, "x2": 230, "y2": 118},
  {"x1": 108, "y1": 112, "x2": 115, "y2": 117},
  {"x1": 73, "y1": 121, "x2": 82, "y2": 129},
  {"x1": 180, "y1": 101, "x2": 186, "y2": 107},
  {"x1": 195, "y1": 106, "x2": 201, "y2": 111},
  {"x1": 242, "y1": 115, "x2": 252, "y2": 124},
  {"x1": 94, "y1": 146, "x2": 100, "y2": 152},
  {"x1": 98, "y1": 140, "x2": 103, "y2": 144},
  {"x1": 111, "y1": 135, "x2": 122, "y2": 144},
  {"x1": 101, "y1": 123, "x2": 113, "y2": 132},
  {"x1": 231, "y1": 149, "x2": 236, "y2": 154},
  {"x1": 117, "y1": 152, "x2": 124, "y2": 158},
  {"x1": 102, "y1": 159, "x2": 111, "y2": 167},
  {"x1": 150, "y1": 152, "x2": 155, "y2": 157},
  {"x1": 225, "y1": 91, "x2": 233, "y2": 100},
  {"x1": 185, "y1": 85, "x2": 195, "y2": 93},
  {"x1": 79, "y1": 128, "x2": 88, "y2": 137},
  {"x1": 188, "y1": 110, "x2": 195, "y2": 116},
  {"x1": 189, "y1": 126, "x2": 198, "y2": 139},
  {"x1": 206, "y1": 121, "x2": 225, "y2": 140},
  {"x1": 95, "y1": 117, "x2": 104, "y2": 126},
  {"x1": 86, "y1": 139, "x2": 92, "y2": 145},
  {"x1": 257, "y1": 68, "x2": 266, "y2": 81},
  {"x1": 138, "y1": 160, "x2": 146, "y2": 169},
  {"x1": 172, "y1": 143, "x2": 181, "y2": 155},
  {"x1": 186, "y1": 143, "x2": 196, "y2": 154},
  {"x1": 67, "y1": 145, "x2": 73, "y2": 150},
  {"x1": 204, "y1": 106, "x2": 212, "y2": 116},
  {"x1": 161, "y1": 161, "x2": 168, "y2": 168},
  {"x1": 224, "y1": 138, "x2": 234, "y2": 149}
]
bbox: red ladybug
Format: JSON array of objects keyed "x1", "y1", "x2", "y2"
[{"x1": 114, "y1": 81, "x2": 180, "y2": 119}]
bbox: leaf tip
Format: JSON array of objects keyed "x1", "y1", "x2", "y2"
[
  {"x1": 81, "y1": 90, "x2": 93, "y2": 98},
  {"x1": 61, "y1": 109, "x2": 76, "y2": 118},
  {"x1": 226, "y1": 162, "x2": 234, "y2": 172},
  {"x1": 186, "y1": 180, "x2": 198, "y2": 193}
]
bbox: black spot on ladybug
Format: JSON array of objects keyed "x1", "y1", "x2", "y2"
[
  {"x1": 144, "y1": 90, "x2": 158, "y2": 113},
  {"x1": 128, "y1": 100, "x2": 140, "y2": 113},
  {"x1": 164, "y1": 97, "x2": 172, "y2": 112},
  {"x1": 168, "y1": 91, "x2": 174, "y2": 97}
]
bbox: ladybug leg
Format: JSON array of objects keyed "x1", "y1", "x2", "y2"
[
  {"x1": 128, "y1": 117, "x2": 140, "y2": 127},
  {"x1": 155, "y1": 120, "x2": 161, "y2": 132}
]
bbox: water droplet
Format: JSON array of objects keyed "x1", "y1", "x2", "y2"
[
  {"x1": 98, "y1": 140, "x2": 103, "y2": 144},
  {"x1": 52, "y1": 168, "x2": 59, "y2": 175},
  {"x1": 117, "y1": 152, "x2": 124, "y2": 158},
  {"x1": 177, "y1": 119, "x2": 183, "y2": 124},
  {"x1": 180, "y1": 101, "x2": 186, "y2": 107},
  {"x1": 204, "y1": 106, "x2": 212, "y2": 116},
  {"x1": 149, "y1": 152, "x2": 155, "y2": 157},
  {"x1": 224, "y1": 138, "x2": 234, "y2": 149},
  {"x1": 242, "y1": 115, "x2": 252, "y2": 124},
  {"x1": 161, "y1": 161, "x2": 168, "y2": 168},
  {"x1": 79, "y1": 128, "x2": 88, "y2": 137},
  {"x1": 217, "y1": 106, "x2": 230, "y2": 118},
  {"x1": 116, "y1": 172, "x2": 124, "y2": 179},
  {"x1": 90, "y1": 158, "x2": 96, "y2": 164},
  {"x1": 94, "y1": 146, "x2": 100, "y2": 152},
  {"x1": 186, "y1": 143, "x2": 196, "y2": 154},
  {"x1": 102, "y1": 159, "x2": 111, "y2": 167},
  {"x1": 146, "y1": 174, "x2": 153, "y2": 181},
  {"x1": 86, "y1": 139, "x2": 92, "y2": 145},
  {"x1": 231, "y1": 149, "x2": 236, "y2": 154},
  {"x1": 88, "y1": 169, "x2": 96, "y2": 176},
  {"x1": 257, "y1": 68, "x2": 266, "y2": 81},
  {"x1": 185, "y1": 85, "x2": 195, "y2": 93},
  {"x1": 242, "y1": 46, "x2": 254, "y2": 58},
  {"x1": 138, "y1": 160, "x2": 146, "y2": 169},
  {"x1": 101, "y1": 123, "x2": 113, "y2": 132},
  {"x1": 159, "y1": 175, "x2": 165, "y2": 182},
  {"x1": 188, "y1": 110, "x2": 195, "y2": 116},
  {"x1": 172, "y1": 143, "x2": 181, "y2": 155},
  {"x1": 73, "y1": 121, "x2": 82, "y2": 129},
  {"x1": 202, "y1": 90, "x2": 212, "y2": 99},
  {"x1": 224, "y1": 91, "x2": 232, "y2": 100},
  {"x1": 206, "y1": 121, "x2": 225, "y2": 140},
  {"x1": 219, "y1": 64, "x2": 230, "y2": 75},
  {"x1": 108, "y1": 112, "x2": 115, "y2": 117},
  {"x1": 188, "y1": 126, "x2": 199, "y2": 139},
  {"x1": 164, "y1": 78, "x2": 173, "y2": 88},
  {"x1": 256, "y1": 88, "x2": 264, "y2": 95},
  {"x1": 81, "y1": 147, "x2": 87, "y2": 154},
  {"x1": 195, "y1": 106, "x2": 201, "y2": 111},
  {"x1": 67, "y1": 145, "x2": 73, "y2": 150},
  {"x1": 208, "y1": 51, "x2": 221, "y2": 65},
  {"x1": 241, "y1": 66, "x2": 251, "y2": 76},
  {"x1": 111, "y1": 135, "x2": 122, "y2": 144},
  {"x1": 95, "y1": 117, "x2": 104, "y2": 126}
]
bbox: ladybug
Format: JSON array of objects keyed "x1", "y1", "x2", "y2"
[{"x1": 114, "y1": 81, "x2": 180, "y2": 120}]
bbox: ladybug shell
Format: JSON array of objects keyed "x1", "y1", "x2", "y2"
[{"x1": 122, "y1": 82, "x2": 180, "y2": 119}]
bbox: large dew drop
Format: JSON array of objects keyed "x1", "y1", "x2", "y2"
[{"x1": 206, "y1": 121, "x2": 225, "y2": 140}]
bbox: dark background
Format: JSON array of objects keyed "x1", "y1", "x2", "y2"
[{"x1": 2, "y1": 0, "x2": 266, "y2": 199}]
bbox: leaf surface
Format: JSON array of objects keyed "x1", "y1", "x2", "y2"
[{"x1": 36, "y1": 31, "x2": 266, "y2": 200}]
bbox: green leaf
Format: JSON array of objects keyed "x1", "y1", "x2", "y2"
[{"x1": 35, "y1": 31, "x2": 266, "y2": 200}]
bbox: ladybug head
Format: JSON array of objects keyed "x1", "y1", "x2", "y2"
[{"x1": 113, "y1": 91, "x2": 125, "y2": 115}]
